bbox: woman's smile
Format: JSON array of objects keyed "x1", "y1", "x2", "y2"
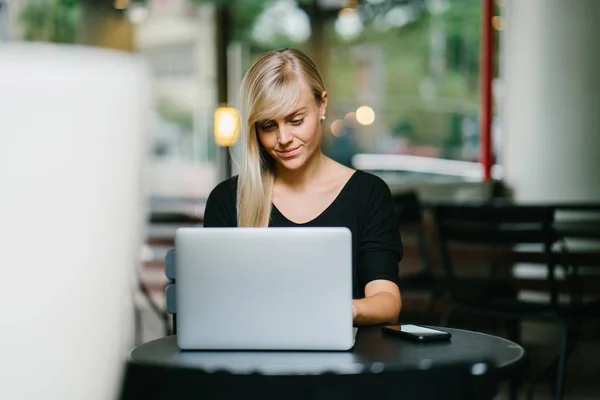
[{"x1": 276, "y1": 146, "x2": 301, "y2": 158}]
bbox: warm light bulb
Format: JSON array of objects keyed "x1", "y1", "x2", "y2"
[
  {"x1": 214, "y1": 107, "x2": 240, "y2": 147},
  {"x1": 492, "y1": 16, "x2": 503, "y2": 31}
]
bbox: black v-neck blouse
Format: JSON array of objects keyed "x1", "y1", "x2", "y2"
[{"x1": 203, "y1": 170, "x2": 403, "y2": 298}]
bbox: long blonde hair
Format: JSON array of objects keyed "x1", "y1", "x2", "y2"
[{"x1": 237, "y1": 48, "x2": 326, "y2": 227}]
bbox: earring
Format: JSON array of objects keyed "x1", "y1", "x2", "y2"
[{"x1": 321, "y1": 115, "x2": 326, "y2": 120}]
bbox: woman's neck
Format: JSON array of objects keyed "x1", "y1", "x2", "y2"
[{"x1": 275, "y1": 151, "x2": 327, "y2": 190}]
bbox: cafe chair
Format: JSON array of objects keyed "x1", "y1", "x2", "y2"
[
  {"x1": 165, "y1": 249, "x2": 177, "y2": 334},
  {"x1": 137, "y1": 268, "x2": 172, "y2": 342},
  {"x1": 392, "y1": 191, "x2": 444, "y2": 323},
  {"x1": 140, "y1": 211, "x2": 202, "y2": 340},
  {"x1": 432, "y1": 204, "x2": 582, "y2": 400}
]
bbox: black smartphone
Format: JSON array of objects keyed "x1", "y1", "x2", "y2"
[{"x1": 382, "y1": 324, "x2": 451, "y2": 342}]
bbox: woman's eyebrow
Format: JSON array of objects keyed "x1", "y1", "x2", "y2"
[{"x1": 284, "y1": 107, "x2": 307, "y2": 119}]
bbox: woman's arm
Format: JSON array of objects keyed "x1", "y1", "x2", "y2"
[
  {"x1": 352, "y1": 279, "x2": 402, "y2": 325},
  {"x1": 355, "y1": 173, "x2": 403, "y2": 325}
]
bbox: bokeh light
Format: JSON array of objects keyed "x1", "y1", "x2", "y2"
[
  {"x1": 492, "y1": 16, "x2": 503, "y2": 31},
  {"x1": 252, "y1": 0, "x2": 311, "y2": 44},
  {"x1": 334, "y1": 8, "x2": 363, "y2": 40},
  {"x1": 126, "y1": 4, "x2": 149, "y2": 24},
  {"x1": 214, "y1": 107, "x2": 240, "y2": 146},
  {"x1": 344, "y1": 112, "x2": 358, "y2": 127},
  {"x1": 330, "y1": 119, "x2": 345, "y2": 137},
  {"x1": 356, "y1": 106, "x2": 375, "y2": 125}
]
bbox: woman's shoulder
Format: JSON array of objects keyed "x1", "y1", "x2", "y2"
[
  {"x1": 207, "y1": 175, "x2": 238, "y2": 202},
  {"x1": 204, "y1": 176, "x2": 238, "y2": 227},
  {"x1": 350, "y1": 170, "x2": 391, "y2": 193}
]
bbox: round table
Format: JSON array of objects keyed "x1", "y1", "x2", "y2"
[{"x1": 124, "y1": 326, "x2": 525, "y2": 399}]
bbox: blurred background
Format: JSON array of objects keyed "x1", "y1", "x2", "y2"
[{"x1": 0, "y1": 0, "x2": 500, "y2": 199}]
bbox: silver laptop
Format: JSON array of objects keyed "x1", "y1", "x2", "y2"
[{"x1": 175, "y1": 227, "x2": 356, "y2": 351}]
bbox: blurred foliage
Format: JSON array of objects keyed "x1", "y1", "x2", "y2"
[
  {"x1": 158, "y1": 100, "x2": 194, "y2": 133},
  {"x1": 19, "y1": 0, "x2": 80, "y2": 43},
  {"x1": 325, "y1": 0, "x2": 485, "y2": 152},
  {"x1": 211, "y1": 0, "x2": 486, "y2": 154},
  {"x1": 444, "y1": 0, "x2": 482, "y2": 72},
  {"x1": 16, "y1": 0, "x2": 490, "y2": 158},
  {"x1": 189, "y1": 0, "x2": 266, "y2": 41}
]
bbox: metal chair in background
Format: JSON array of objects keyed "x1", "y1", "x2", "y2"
[
  {"x1": 165, "y1": 249, "x2": 177, "y2": 334},
  {"x1": 432, "y1": 204, "x2": 578, "y2": 400},
  {"x1": 392, "y1": 191, "x2": 444, "y2": 324},
  {"x1": 135, "y1": 212, "x2": 202, "y2": 343}
]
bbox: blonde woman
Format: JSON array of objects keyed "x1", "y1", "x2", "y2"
[{"x1": 204, "y1": 48, "x2": 402, "y2": 325}]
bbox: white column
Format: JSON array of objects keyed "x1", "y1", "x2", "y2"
[
  {"x1": 501, "y1": 0, "x2": 600, "y2": 202},
  {"x1": 0, "y1": 44, "x2": 150, "y2": 400}
]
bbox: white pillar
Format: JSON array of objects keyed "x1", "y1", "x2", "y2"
[
  {"x1": 501, "y1": 0, "x2": 600, "y2": 202},
  {"x1": 0, "y1": 44, "x2": 150, "y2": 400}
]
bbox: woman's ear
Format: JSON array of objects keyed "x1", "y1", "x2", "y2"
[{"x1": 320, "y1": 91, "x2": 328, "y2": 118}]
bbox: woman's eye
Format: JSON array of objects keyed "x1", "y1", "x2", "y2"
[
  {"x1": 261, "y1": 124, "x2": 276, "y2": 131},
  {"x1": 291, "y1": 118, "x2": 304, "y2": 126}
]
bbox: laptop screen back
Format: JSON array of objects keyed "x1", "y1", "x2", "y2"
[{"x1": 175, "y1": 227, "x2": 354, "y2": 350}]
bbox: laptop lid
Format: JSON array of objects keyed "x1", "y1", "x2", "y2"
[{"x1": 175, "y1": 227, "x2": 354, "y2": 351}]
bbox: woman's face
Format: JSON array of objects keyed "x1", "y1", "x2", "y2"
[{"x1": 256, "y1": 80, "x2": 327, "y2": 172}]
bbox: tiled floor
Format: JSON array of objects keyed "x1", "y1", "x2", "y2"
[{"x1": 133, "y1": 295, "x2": 600, "y2": 399}]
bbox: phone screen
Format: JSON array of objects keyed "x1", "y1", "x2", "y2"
[
  {"x1": 382, "y1": 324, "x2": 451, "y2": 341},
  {"x1": 398, "y1": 324, "x2": 447, "y2": 336}
]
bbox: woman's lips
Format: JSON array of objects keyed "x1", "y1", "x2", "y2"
[{"x1": 276, "y1": 146, "x2": 300, "y2": 158}]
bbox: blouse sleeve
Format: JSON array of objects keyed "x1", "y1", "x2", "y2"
[
  {"x1": 357, "y1": 176, "x2": 403, "y2": 291},
  {"x1": 203, "y1": 178, "x2": 237, "y2": 227}
]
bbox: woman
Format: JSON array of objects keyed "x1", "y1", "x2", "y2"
[{"x1": 204, "y1": 48, "x2": 402, "y2": 325}]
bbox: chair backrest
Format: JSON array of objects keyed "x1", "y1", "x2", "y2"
[
  {"x1": 392, "y1": 191, "x2": 425, "y2": 228},
  {"x1": 434, "y1": 205, "x2": 556, "y2": 245},
  {"x1": 392, "y1": 191, "x2": 434, "y2": 273},
  {"x1": 433, "y1": 205, "x2": 559, "y2": 304},
  {"x1": 165, "y1": 249, "x2": 177, "y2": 333}
]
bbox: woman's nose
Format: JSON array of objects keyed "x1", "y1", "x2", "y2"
[{"x1": 277, "y1": 126, "x2": 293, "y2": 145}]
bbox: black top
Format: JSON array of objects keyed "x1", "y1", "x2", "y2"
[{"x1": 203, "y1": 170, "x2": 403, "y2": 298}]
